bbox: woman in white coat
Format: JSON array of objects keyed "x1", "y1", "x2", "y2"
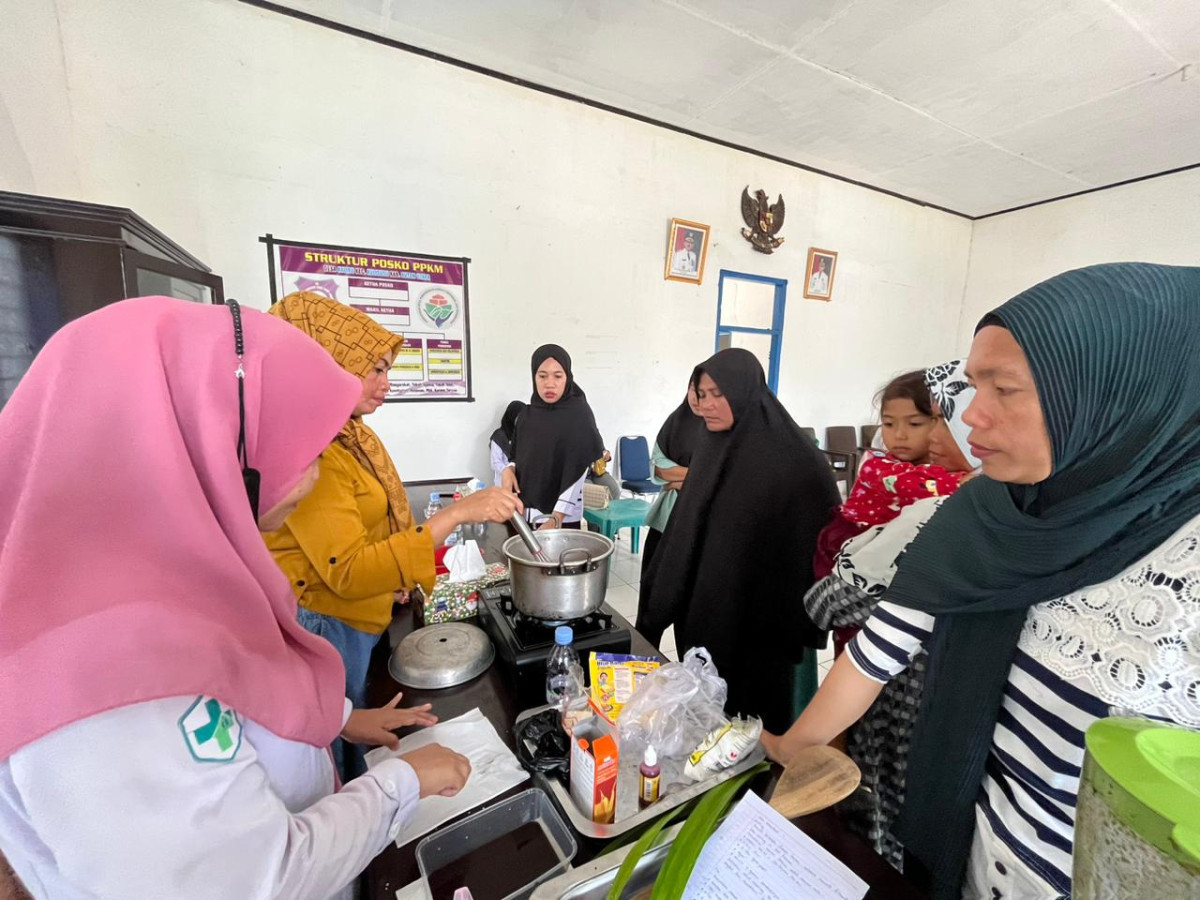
[{"x1": 0, "y1": 297, "x2": 469, "y2": 899}]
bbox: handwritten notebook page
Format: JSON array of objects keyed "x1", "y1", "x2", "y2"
[{"x1": 682, "y1": 791, "x2": 868, "y2": 900}]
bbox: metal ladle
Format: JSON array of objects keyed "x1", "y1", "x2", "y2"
[{"x1": 510, "y1": 512, "x2": 551, "y2": 563}]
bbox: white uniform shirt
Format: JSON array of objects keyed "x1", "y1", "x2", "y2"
[
  {"x1": 504, "y1": 462, "x2": 587, "y2": 525},
  {"x1": 489, "y1": 439, "x2": 511, "y2": 487},
  {"x1": 671, "y1": 248, "x2": 697, "y2": 274},
  {"x1": 0, "y1": 695, "x2": 420, "y2": 900}
]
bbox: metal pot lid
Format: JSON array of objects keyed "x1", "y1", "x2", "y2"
[{"x1": 388, "y1": 622, "x2": 495, "y2": 690}]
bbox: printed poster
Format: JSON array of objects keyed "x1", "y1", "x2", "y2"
[{"x1": 263, "y1": 236, "x2": 472, "y2": 402}]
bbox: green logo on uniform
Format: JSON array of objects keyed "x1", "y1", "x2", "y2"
[{"x1": 179, "y1": 696, "x2": 242, "y2": 763}]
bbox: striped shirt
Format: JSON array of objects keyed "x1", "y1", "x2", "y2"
[{"x1": 847, "y1": 513, "x2": 1200, "y2": 899}]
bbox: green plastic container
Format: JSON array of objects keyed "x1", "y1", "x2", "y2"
[{"x1": 1073, "y1": 717, "x2": 1200, "y2": 899}]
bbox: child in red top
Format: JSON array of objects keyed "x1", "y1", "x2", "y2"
[{"x1": 813, "y1": 370, "x2": 967, "y2": 652}]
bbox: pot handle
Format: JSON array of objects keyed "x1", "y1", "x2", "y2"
[{"x1": 557, "y1": 547, "x2": 593, "y2": 573}]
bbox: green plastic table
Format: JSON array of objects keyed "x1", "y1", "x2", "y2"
[{"x1": 583, "y1": 498, "x2": 652, "y2": 553}]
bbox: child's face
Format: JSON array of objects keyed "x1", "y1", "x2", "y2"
[{"x1": 881, "y1": 397, "x2": 935, "y2": 463}]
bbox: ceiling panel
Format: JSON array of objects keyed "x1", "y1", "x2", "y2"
[
  {"x1": 873, "y1": 141, "x2": 1090, "y2": 214},
  {"x1": 370, "y1": 0, "x2": 780, "y2": 121},
  {"x1": 793, "y1": 0, "x2": 1175, "y2": 137},
  {"x1": 270, "y1": 0, "x2": 1200, "y2": 216},
  {"x1": 667, "y1": 0, "x2": 855, "y2": 49},
  {"x1": 989, "y1": 71, "x2": 1200, "y2": 185},
  {"x1": 1104, "y1": 0, "x2": 1200, "y2": 65},
  {"x1": 698, "y1": 56, "x2": 974, "y2": 178}
]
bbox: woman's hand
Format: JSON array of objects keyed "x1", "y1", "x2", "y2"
[
  {"x1": 425, "y1": 488, "x2": 524, "y2": 544},
  {"x1": 536, "y1": 514, "x2": 562, "y2": 531},
  {"x1": 400, "y1": 744, "x2": 472, "y2": 798},
  {"x1": 654, "y1": 465, "x2": 688, "y2": 484},
  {"x1": 767, "y1": 654, "x2": 885, "y2": 764},
  {"x1": 501, "y1": 466, "x2": 520, "y2": 494},
  {"x1": 760, "y1": 730, "x2": 787, "y2": 764},
  {"x1": 340, "y1": 692, "x2": 438, "y2": 750},
  {"x1": 456, "y1": 487, "x2": 524, "y2": 524}
]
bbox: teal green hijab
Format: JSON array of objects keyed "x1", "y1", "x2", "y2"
[{"x1": 889, "y1": 263, "x2": 1200, "y2": 896}]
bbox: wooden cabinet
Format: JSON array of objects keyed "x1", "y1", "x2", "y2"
[{"x1": 0, "y1": 190, "x2": 223, "y2": 404}]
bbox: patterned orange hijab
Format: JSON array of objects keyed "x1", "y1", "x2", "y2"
[{"x1": 268, "y1": 291, "x2": 414, "y2": 533}]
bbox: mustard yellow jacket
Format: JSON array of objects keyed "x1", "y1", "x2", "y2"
[{"x1": 265, "y1": 442, "x2": 435, "y2": 634}]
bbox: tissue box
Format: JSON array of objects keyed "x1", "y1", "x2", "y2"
[
  {"x1": 415, "y1": 562, "x2": 509, "y2": 627},
  {"x1": 569, "y1": 718, "x2": 619, "y2": 824}
]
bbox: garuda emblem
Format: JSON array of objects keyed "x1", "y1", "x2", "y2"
[{"x1": 740, "y1": 186, "x2": 785, "y2": 254}]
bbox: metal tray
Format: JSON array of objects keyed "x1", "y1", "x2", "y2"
[
  {"x1": 530, "y1": 821, "x2": 686, "y2": 899},
  {"x1": 514, "y1": 705, "x2": 766, "y2": 840}
]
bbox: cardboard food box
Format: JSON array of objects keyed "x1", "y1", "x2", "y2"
[
  {"x1": 415, "y1": 562, "x2": 509, "y2": 627},
  {"x1": 569, "y1": 718, "x2": 619, "y2": 824},
  {"x1": 588, "y1": 652, "x2": 661, "y2": 726}
]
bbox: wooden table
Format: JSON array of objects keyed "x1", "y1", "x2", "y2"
[{"x1": 363, "y1": 521, "x2": 925, "y2": 899}]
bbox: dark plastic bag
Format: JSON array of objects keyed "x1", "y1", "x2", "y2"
[{"x1": 514, "y1": 709, "x2": 570, "y2": 781}]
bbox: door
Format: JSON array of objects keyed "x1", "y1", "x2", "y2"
[{"x1": 715, "y1": 271, "x2": 786, "y2": 393}]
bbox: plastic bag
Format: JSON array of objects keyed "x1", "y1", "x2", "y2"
[
  {"x1": 616, "y1": 647, "x2": 729, "y2": 758},
  {"x1": 514, "y1": 709, "x2": 571, "y2": 781}
]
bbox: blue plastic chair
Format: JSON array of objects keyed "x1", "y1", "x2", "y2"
[{"x1": 617, "y1": 435, "x2": 660, "y2": 495}]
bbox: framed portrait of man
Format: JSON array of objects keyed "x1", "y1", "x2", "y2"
[
  {"x1": 804, "y1": 248, "x2": 838, "y2": 300},
  {"x1": 664, "y1": 218, "x2": 711, "y2": 284}
]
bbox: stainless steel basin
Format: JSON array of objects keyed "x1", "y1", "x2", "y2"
[{"x1": 531, "y1": 823, "x2": 684, "y2": 899}]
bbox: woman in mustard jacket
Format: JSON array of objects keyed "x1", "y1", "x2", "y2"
[{"x1": 265, "y1": 292, "x2": 520, "y2": 775}]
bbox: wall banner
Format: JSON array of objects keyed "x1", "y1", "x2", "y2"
[{"x1": 261, "y1": 235, "x2": 473, "y2": 402}]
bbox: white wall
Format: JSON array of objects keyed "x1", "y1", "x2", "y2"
[
  {"x1": 960, "y1": 168, "x2": 1200, "y2": 344},
  {"x1": 1, "y1": 0, "x2": 972, "y2": 479}
]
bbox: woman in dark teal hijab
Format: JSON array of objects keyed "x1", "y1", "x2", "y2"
[
  {"x1": 892, "y1": 263, "x2": 1200, "y2": 894},
  {"x1": 765, "y1": 263, "x2": 1200, "y2": 897}
]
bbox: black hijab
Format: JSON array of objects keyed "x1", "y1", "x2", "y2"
[
  {"x1": 637, "y1": 349, "x2": 840, "y2": 731},
  {"x1": 654, "y1": 390, "x2": 705, "y2": 468},
  {"x1": 489, "y1": 400, "x2": 526, "y2": 458},
  {"x1": 890, "y1": 263, "x2": 1200, "y2": 896},
  {"x1": 512, "y1": 344, "x2": 604, "y2": 513}
]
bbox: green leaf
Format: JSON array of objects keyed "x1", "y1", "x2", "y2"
[
  {"x1": 605, "y1": 803, "x2": 689, "y2": 900},
  {"x1": 650, "y1": 762, "x2": 769, "y2": 900},
  {"x1": 602, "y1": 798, "x2": 698, "y2": 855}
]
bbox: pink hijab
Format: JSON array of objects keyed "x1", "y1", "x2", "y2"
[{"x1": 0, "y1": 296, "x2": 361, "y2": 759}]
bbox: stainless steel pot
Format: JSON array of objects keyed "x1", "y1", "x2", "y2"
[{"x1": 502, "y1": 529, "x2": 614, "y2": 621}]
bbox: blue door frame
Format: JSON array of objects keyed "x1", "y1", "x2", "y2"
[{"x1": 715, "y1": 270, "x2": 787, "y2": 393}]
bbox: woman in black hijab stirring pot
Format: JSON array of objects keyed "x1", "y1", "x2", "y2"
[
  {"x1": 638, "y1": 349, "x2": 840, "y2": 732},
  {"x1": 502, "y1": 345, "x2": 604, "y2": 530}
]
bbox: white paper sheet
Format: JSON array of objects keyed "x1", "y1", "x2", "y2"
[
  {"x1": 393, "y1": 878, "x2": 432, "y2": 900},
  {"x1": 365, "y1": 707, "x2": 528, "y2": 847},
  {"x1": 682, "y1": 791, "x2": 869, "y2": 900}
]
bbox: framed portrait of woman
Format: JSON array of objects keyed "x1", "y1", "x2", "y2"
[{"x1": 664, "y1": 219, "x2": 711, "y2": 284}]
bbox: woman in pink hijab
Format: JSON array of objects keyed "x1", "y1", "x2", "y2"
[{"x1": 0, "y1": 297, "x2": 469, "y2": 899}]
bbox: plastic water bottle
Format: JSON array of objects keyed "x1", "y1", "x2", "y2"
[
  {"x1": 423, "y1": 491, "x2": 442, "y2": 523},
  {"x1": 467, "y1": 480, "x2": 488, "y2": 539},
  {"x1": 447, "y1": 491, "x2": 465, "y2": 546},
  {"x1": 546, "y1": 626, "x2": 582, "y2": 706}
]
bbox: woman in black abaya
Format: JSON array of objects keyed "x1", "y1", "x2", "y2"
[
  {"x1": 637, "y1": 349, "x2": 840, "y2": 732},
  {"x1": 503, "y1": 345, "x2": 604, "y2": 530}
]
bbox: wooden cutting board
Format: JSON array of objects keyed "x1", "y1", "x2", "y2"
[{"x1": 767, "y1": 744, "x2": 861, "y2": 819}]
